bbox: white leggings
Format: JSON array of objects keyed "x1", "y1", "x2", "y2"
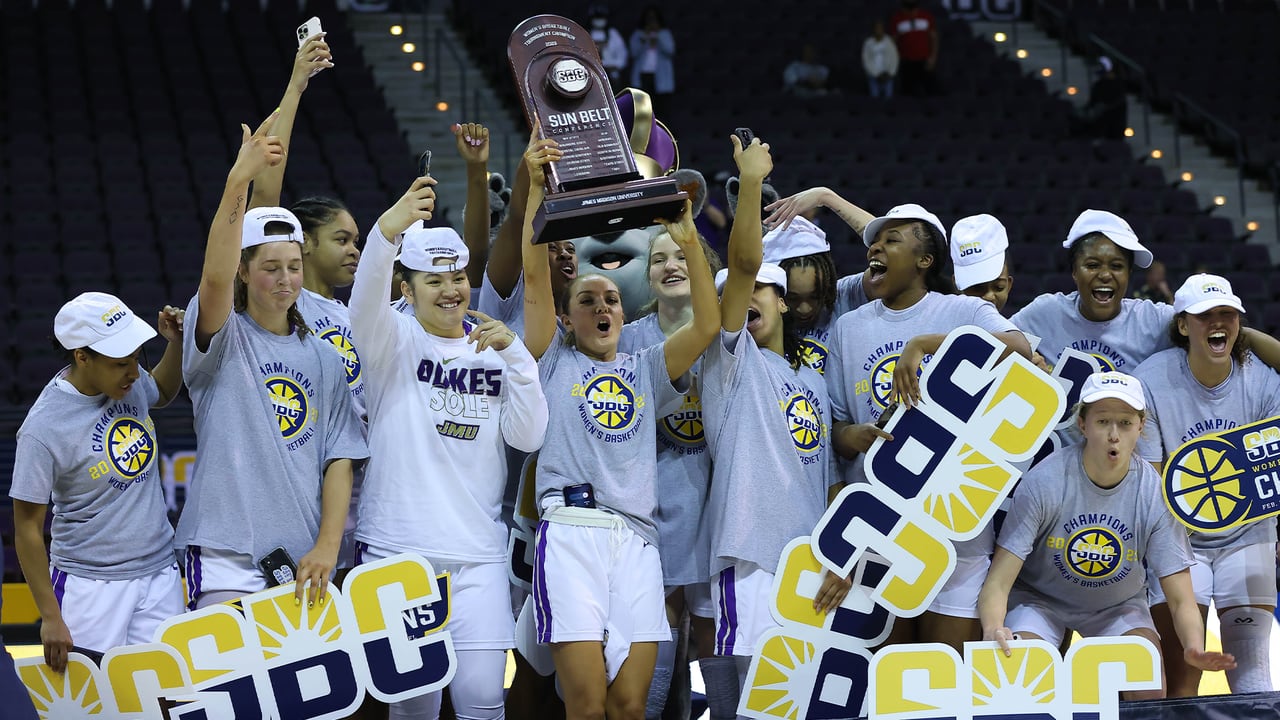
[{"x1": 389, "y1": 648, "x2": 508, "y2": 720}]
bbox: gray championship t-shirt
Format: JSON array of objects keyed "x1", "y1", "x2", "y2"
[
  {"x1": 1134, "y1": 348, "x2": 1280, "y2": 549},
  {"x1": 1010, "y1": 293, "x2": 1173, "y2": 371},
  {"x1": 702, "y1": 330, "x2": 835, "y2": 576},
  {"x1": 478, "y1": 272, "x2": 527, "y2": 338},
  {"x1": 297, "y1": 289, "x2": 366, "y2": 420},
  {"x1": 997, "y1": 444, "x2": 1193, "y2": 613},
  {"x1": 620, "y1": 313, "x2": 712, "y2": 586},
  {"x1": 178, "y1": 297, "x2": 369, "y2": 563},
  {"x1": 11, "y1": 370, "x2": 173, "y2": 580},
  {"x1": 536, "y1": 332, "x2": 686, "y2": 545}
]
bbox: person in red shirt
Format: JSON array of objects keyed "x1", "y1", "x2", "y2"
[{"x1": 890, "y1": 0, "x2": 938, "y2": 96}]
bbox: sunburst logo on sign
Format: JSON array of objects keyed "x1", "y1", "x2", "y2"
[
  {"x1": 968, "y1": 643, "x2": 1057, "y2": 708},
  {"x1": 743, "y1": 633, "x2": 820, "y2": 719},
  {"x1": 18, "y1": 655, "x2": 105, "y2": 719},
  {"x1": 106, "y1": 416, "x2": 155, "y2": 479},
  {"x1": 245, "y1": 589, "x2": 346, "y2": 665},
  {"x1": 920, "y1": 443, "x2": 1013, "y2": 537}
]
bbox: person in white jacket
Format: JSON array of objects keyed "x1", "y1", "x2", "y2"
[
  {"x1": 350, "y1": 174, "x2": 549, "y2": 720},
  {"x1": 862, "y1": 21, "x2": 899, "y2": 99}
]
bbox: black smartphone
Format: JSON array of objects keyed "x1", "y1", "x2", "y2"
[
  {"x1": 258, "y1": 547, "x2": 297, "y2": 587},
  {"x1": 562, "y1": 482, "x2": 597, "y2": 509},
  {"x1": 418, "y1": 150, "x2": 432, "y2": 178},
  {"x1": 734, "y1": 127, "x2": 755, "y2": 148}
]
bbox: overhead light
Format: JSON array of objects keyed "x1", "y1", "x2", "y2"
[
  {"x1": 1040, "y1": 67, "x2": 1053, "y2": 78},
  {"x1": 402, "y1": 42, "x2": 416, "y2": 53},
  {"x1": 1015, "y1": 49, "x2": 1028, "y2": 59},
  {"x1": 390, "y1": 25, "x2": 403, "y2": 36},
  {"x1": 1213, "y1": 195, "x2": 1227, "y2": 206},
  {"x1": 1246, "y1": 221, "x2": 1260, "y2": 232},
  {"x1": 1124, "y1": 127, "x2": 1135, "y2": 138},
  {"x1": 993, "y1": 32, "x2": 1008, "y2": 42},
  {"x1": 411, "y1": 61, "x2": 425, "y2": 72},
  {"x1": 1180, "y1": 171, "x2": 1193, "y2": 182},
  {"x1": 1066, "y1": 86, "x2": 1078, "y2": 96},
  {"x1": 436, "y1": 101, "x2": 449, "y2": 112}
]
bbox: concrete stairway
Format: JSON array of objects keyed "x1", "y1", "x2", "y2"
[
  {"x1": 347, "y1": 10, "x2": 524, "y2": 229},
  {"x1": 971, "y1": 19, "x2": 1279, "y2": 259}
]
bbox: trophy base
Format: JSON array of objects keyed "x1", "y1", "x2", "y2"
[{"x1": 532, "y1": 177, "x2": 688, "y2": 244}]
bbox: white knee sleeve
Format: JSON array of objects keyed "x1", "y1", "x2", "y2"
[
  {"x1": 449, "y1": 649, "x2": 508, "y2": 720},
  {"x1": 389, "y1": 689, "x2": 442, "y2": 720},
  {"x1": 1218, "y1": 606, "x2": 1273, "y2": 693}
]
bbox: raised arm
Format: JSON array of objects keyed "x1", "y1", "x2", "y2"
[
  {"x1": 196, "y1": 112, "x2": 283, "y2": 350},
  {"x1": 248, "y1": 33, "x2": 333, "y2": 209},
  {"x1": 721, "y1": 135, "x2": 772, "y2": 332},
  {"x1": 150, "y1": 305, "x2": 186, "y2": 407},
  {"x1": 486, "y1": 140, "x2": 535, "y2": 297},
  {"x1": 454, "y1": 122, "x2": 492, "y2": 288},
  {"x1": 660, "y1": 200, "x2": 720, "y2": 380},
  {"x1": 520, "y1": 127, "x2": 564, "y2": 359},
  {"x1": 764, "y1": 186, "x2": 875, "y2": 234}
]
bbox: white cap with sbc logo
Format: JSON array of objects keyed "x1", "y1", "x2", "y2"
[
  {"x1": 714, "y1": 262, "x2": 788, "y2": 293},
  {"x1": 1174, "y1": 273, "x2": 1245, "y2": 315},
  {"x1": 54, "y1": 292, "x2": 158, "y2": 357},
  {"x1": 860, "y1": 203, "x2": 948, "y2": 248},
  {"x1": 1079, "y1": 371, "x2": 1145, "y2": 411},
  {"x1": 241, "y1": 207, "x2": 305, "y2": 250},
  {"x1": 950, "y1": 214, "x2": 1009, "y2": 291}
]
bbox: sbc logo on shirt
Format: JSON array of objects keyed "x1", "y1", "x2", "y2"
[
  {"x1": 1065, "y1": 527, "x2": 1123, "y2": 579},
  {"x1": 866, "y1": 355, "x2": 929, "y2": 411},
  {"x1": 662, "y1": 394, "x2": 704, "y2": 445},
  {"x1": 783, "y1": 394, "x2": 822, "y2": 454},
  {"x1": 266, "y1": 376, "x2": 311, "y2": 439},
  {"x1": 106, "y1": 417, "x2": 156, "y2": 479},
  {"x1": 319, "y1": 327, "x2": 362, "y2": 387},
  {"x1": 799, "y1": 338, "x2": 828, "y2": 375},
  {"x1": 585, "y1": 374, "x2": 637, "y2": 431}
]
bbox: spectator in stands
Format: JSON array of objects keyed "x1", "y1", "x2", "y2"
[
  {"x1": 11, "y1": 294, "x2": 185, "y2": 670},
  {"x1": 589, "y1": 4, "x2": 629, "y2": 87},
  {"x1": 890, "y1": 0, "x2": 938, "y2": 96},
  {"x1": 862, "y1": 21, "x2": 899, "y2": 99},
  {"x1": 783, "y1": 44, "x2": 831, "y2": 97},
  {"x1": 1132, "y1": 259, "x2": 1174, "y2": 305},
  {"x1": 979, "y1": 372, "x2": 1235, "y2": 700},
  {"x1": 629, "y1": 5, "x2": 675, "y2": 111},
  {"x1": 177, "y1": 113, "x2": 367, "y2": 611},
  {"x1": 1072, "y1": 57, "x2": 1128, "y2": 140}
]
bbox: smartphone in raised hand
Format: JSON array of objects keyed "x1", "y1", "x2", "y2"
[
  {"x1": 417, "y1": 150, "x2": 432, "y2": 227},
  {"x1": 734, "y1": 127, "x2": 755, "y2": 148},
  {"x1": 296, "y1": 16, "x2": 323, "y2": 47}
]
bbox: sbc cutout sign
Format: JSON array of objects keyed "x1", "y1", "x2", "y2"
[
  {"x1": 16, "y1": 554, "x2": 455, "y2": 719},
  {"x1": 738, "y1": 327, "x2": 1158, "y2": 719},
  {"x1": 1163, "y1": 415, "x2": 1280, "y2": 532}
]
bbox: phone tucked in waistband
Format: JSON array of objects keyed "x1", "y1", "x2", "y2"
[{"x1": 562, "y1": 482, "x2": 597, "y2": 509}]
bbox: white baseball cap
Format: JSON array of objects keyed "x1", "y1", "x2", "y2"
[
  {"x1": 1064, "y1": 209, "x2": 1153, "y2": 269},
  {"x1": 950, "y1": 214, "x2": 1009, "y2": 290},
  {"x1": 861, "y1": 203, "x2": 948, "y2": 248},
  {"x1": 1079, "y1": 371, "x2": 1145, "y2": 411},
  {"x1": 762, "y1": 216, "x2": 829, "y2": 264},
  {"x1": 54, "y1": 292, "x2": 158, "y2": 358},
  {"x1": 241, "y1": 207, "x2": 305, "y2": 249},
  {"x1": 400, "y1": 226, "x2": 470, "y2": 273},
  {"x1": 714, "y1": 262, "x2": 788, "y2": 293},
  {"x1": 1174, "y1": 273, "x2": 1245, "y2": 315}
]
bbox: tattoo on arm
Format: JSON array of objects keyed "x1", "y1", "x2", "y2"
[{"x1": 229, "y1": 194, "x2": 244, "y2": 225}]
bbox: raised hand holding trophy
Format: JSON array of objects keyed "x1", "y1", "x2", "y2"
[{"x1": 508, "y1": 15, "x2": 687, "y2": 243}]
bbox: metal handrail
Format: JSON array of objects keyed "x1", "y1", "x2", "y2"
[
  {"x1": 1174, "y1": 92, "x2": 1247, "y2": 215},
  {"x1": 430, "y1": 19, "x2": 521, "y2": 182},
  {"x1": 434, "y1": 27, "x2": 469, "y2": 119},
  {"x1": 1032, "y1": 0, "x2": 1071, "y2": 85}
]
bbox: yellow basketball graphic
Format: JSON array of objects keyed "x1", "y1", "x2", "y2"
[
  {"x1": 870, "y1": 356, "x2": 897, "y2": 410},
  {"x1": 1166, "y1": 439, "x2": 1249, "y2": 530},
  {"x1": 1065, "y1": 527, "x2": 1122, "y2": 579},
  {"x1": 106, "y1": 417, "x2": 155, "y2": 479},
  {"x1": 1089, "y1": 353, "x2": 1116, "y2": 372},
  {"x1": 585, "y1": 374, "x2": 637, "y2": 431},
  {"x1": 662, "y1": 394, "x2": 703, "y2": 444},
  {"x1": 799, "y1": 338, "x2": 828, "y2": 374},
  {"x1": 785, "y1": 394, "x2": 822, "y2": 453},
  {"x1": 319, "y1": 327, "x2": 362, "y2": 386},
  {"x1": 265, "y1": 376, "x2": 309, "y2": 439}
]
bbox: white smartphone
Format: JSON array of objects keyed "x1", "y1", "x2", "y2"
[{"x1": 296, "y1": 16, "x2": 323, "y2": 48}]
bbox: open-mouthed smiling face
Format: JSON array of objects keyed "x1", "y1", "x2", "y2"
[
  {"x1": 1071, "y1": 236, "x2": 1131, "y2": 322},
  {"x1": 563, "y1": 274, "x2": 625, "y2": 361}
]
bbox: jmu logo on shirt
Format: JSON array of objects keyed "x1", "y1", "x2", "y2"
[
  {"x1": 584, "y1": 373, "x2": 639, "y2": 431},
  {"x1": 106, "y1": 417, "x2": 156, "y2": 479},
  {"x1": 661, "y1": 393, "x2": 704, "y2": 445},
  {"x1": 318, "y1": 326, "x2": 362, "y2": 387},
  {"x1": 265, "y1": 375, "x2": 314, "y2": 439},
  {"x1": 799, "y1": 338, "x2": 828, "y2": 374}
]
